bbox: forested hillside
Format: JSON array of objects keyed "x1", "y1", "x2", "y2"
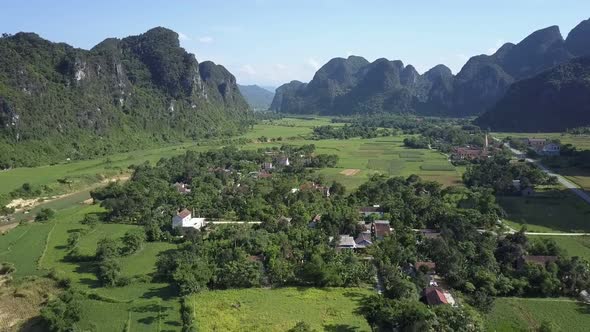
[
  {"x1": 0, "y1": 27, "x2": 251, "y2": 168},
  {"x1": 475, "y1": 56, "x2": 590, "y2": 132},
  {"x1": 238, "y1": 84, "x2": 274, "y2": 110}
]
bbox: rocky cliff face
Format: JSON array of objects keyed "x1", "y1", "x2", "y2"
[
  {"x1": 271, "y1": 18, "x2": 590, "y2": 117},
  {"x1": 0, "y1": 27, "x2": 250, "y2": 167}
]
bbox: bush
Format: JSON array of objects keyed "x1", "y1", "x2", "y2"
[
  {"x1": 35, "y1": 208, "x2": 56, "y2": 222},
  {"x1": 0, "y1": 262, "x2": 16, "y2": 275}
]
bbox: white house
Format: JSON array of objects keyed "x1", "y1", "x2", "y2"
[
  {"x1": 172, "y1": 209, "x2": 206, "y2": 230},
  {"x1": 277, "y1": 156, "x2": 290, "y2": 167},
  {"x1": 540, "y1": 143, "x2": 560, "y2": 156}
]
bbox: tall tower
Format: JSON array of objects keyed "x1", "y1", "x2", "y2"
[{"x1": 484, "y1": 134, "x2": 489, "y2": 149}]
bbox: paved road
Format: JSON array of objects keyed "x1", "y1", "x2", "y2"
[{"x1": 504, "y1": 142, "x2": 590, "y2": 205}]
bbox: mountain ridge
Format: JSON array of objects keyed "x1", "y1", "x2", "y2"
[
  {"x1": 0, "y1": 27, "x2": 250, "y2": 168},
  {"x1": 238, "y1": 84, "x2": 275, "y2": 110},
  {"x1": 271, "y1": 18, "x2": 590, "y2": 117}
]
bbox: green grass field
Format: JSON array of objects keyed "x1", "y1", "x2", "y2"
[
  {"x1": 486, "y1": 297, "x2": 590, "y2": 332},
  {"x1": 0, "y1": 221, "x2": 53, "y2": 278},
  {"x1": 188, "y1": 287, "x2": 372, "y2": 332},
  {"x1": 498, "y1": 190, "x2": 590, "y2": 233},
  {"x1": 528, "y1": 235, "x2": 590, "y2": 260},
  {"x1": 0, "y1": 118, "x2": 461, "y2": 199}
]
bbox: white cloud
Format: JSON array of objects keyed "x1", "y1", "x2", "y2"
[
  {"x1": 274, "y1": 63, "x2": 287, "y2": 70},
  {"x1": 178, "y1": 32, "x2": 190, "y2": 41},
  {"x1": 240, "y1": 64, "x2": 257, "y2": 75},
  {"x1": 306, "y1": 57, "x2": 321, "y2": 70},
  {"x1": 198, "y1": 36, "x2": 214, "y2": 44}
]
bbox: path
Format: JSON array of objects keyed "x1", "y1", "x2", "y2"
[{"x1": 501, "y1": 139, "x2": 590, "y2": 205}]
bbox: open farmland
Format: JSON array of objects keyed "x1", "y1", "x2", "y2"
[
  {"x1": 498, "y1": 189, "x2": 590, "y2": 233},
  {"x1": 486, "y1": 297, "x2": 590, "y2": 332},
  {"x1": 188, "y1": 287, "x2": 372, "y2": 332}
]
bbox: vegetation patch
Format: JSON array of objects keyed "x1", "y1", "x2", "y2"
[
  {"x1": 188, "y1": 287, "x2": 372, "y2": 332},
  {"x1": 420, "y1": 163, "x2": 456, "y2": 171},
  {"x1": 485, "y1": 297, "x2": 590, "y2": 332}
]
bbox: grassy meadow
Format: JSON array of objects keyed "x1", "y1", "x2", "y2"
[
  {"x1": 188, "y1": 287, "x2": 372, "y2": 332},
  {"x1": 485, "y1": 297, "x2": 590, "y2": 332},
  {"x1": 498, "y1": 189, "x2": 590, "y2": 233},
  {"x1": 1, "y1": 117, "x2": 461, "y2": 198},
  {"x1": 0, "y1": 203, "x2": 181, "y2": 331},
  {"x1": 529, "y1": 235, "x2": 590, "y2": 260}
]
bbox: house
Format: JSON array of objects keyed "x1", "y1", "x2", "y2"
[
  {"x1": 359, "y1": 205, "x2": 384, "y2": 218},
  {"x1": 308, "y1": 214, "x2": 322, "y2": 228},
  {"x1": 173, "y1": 182, "x2": 191, "y2": 194},
  {"x1": 451, "y1": 147, "x2": 487, "y2": 160},
  {"x1": 300, "y1": 182, "x2": 331, "y2": 197},
  {"x1": 523, "y1": 138, "x2": 547, "y2": 150},
  {"x1": 329, "y1": 235, "x2": 356, "y2": 249},
  {"x1": 262, "y1": 162, "x2": 274, "y2": 170},
  {"x1": 277, "y1": 156, "x2": 290, "y2": 167},
  {"x1": 421, "y1": 287, "x2": 455, "y2": 306},
  {"x1": 172, "y1": 209, "x2": 206, "y2": 230},
  {"x1": 517, "y1": 255, "x2": 558, "y2": 270},
  {"x1": 355, "y1": 232, "x2": 373, "y2": 249},
  {"x1": 372, "y1": 221, "x2": 392, "y2": 240},
  {"x1": 540, "y1": 143, "x2": 560, "y2": 156}
]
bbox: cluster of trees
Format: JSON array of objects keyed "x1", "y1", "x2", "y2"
[
  {"x1": 90, "y1": 230, "x2": 146, "y2": 287},
  {"x1": 90, "y1": 146, "x2": 342, "y2": 241},
  {"x1": 463, "y1": 157, "x2": 557, "y2": 194},
  {"x1": 542, "y1": 143, "x2": 590, "y2": 171},
  {"x1": 357, "y1": 295, "x2": 484, "y2": 331},
  {"x1": 156, "y1": 224, "x2": 375, "y2": 295},
  {"x1": 403, "y1": 136, "x2": 430, "y2": 149},
  {"x1": 311, "y1": 124, "x2": 391, "y2": 139}
]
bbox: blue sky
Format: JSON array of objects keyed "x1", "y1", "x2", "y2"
[{"x1": 1, "y1": 0, "x2": 589, "y2": 87}]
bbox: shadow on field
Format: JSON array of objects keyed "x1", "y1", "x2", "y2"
[
  {"x1": 323, "y1": 324, "x2": 360, "y2": 332},
  {"x1": 17, "y1": 316, "x2": 45, "y2": 332},
  {"x1": 497, "y1": 189, "x2": 590, "y2": 233},
  {"x1": 576, "y1": 302, "x2": 590, "y2": 315},
  {"x1": 141, "y1": 283, "x2": 176, "y2": 300}
]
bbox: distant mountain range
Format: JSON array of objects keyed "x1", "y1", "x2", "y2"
[
  {"x1": 238, "y1": 84, "x2": 275, "y2": 110},
  {"x1": 475, "y1": 56, "x2": 590, "y2": 132},
  {"x1": 271, "y1": 18, "x2": 590, "y2": 121},
  {"x1": 0, "y1": 27, "x2": 250, "y2": 167}
]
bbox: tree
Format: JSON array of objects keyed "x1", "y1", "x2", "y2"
[
  {"x1": 172, "y1": 258, "x2": 214, "y2": 295},
  {"x1": 35, "y1": 208, "x2": 56, "y2": 221},
  {"x1": 433, "y1": 305, "x2": 484, "y2": 332},
  {"x1": 97, "y1": 258, "x2": 121, "y2": 287},
  {"x1": 40, "y1": 291, "x2": 81, "y2": 332},
  {"x1": 122, "y1": 229, "x2": 146, "y2": 254},
  {"x1": 95, "y1": 238, "x2": 120, "y2": 261}
]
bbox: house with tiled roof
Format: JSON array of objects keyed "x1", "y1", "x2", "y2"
[
  {"x1": 172, "y1": 209, "x2": 206, "y2": 230},
  {"x1": 372, "y1": 220, "x2": 392, "y2": 240},
  {"x1": 355, "y1": 232, "x2": 373, "y2": 249},
  {"x1": 421, "y1": 287, "x2": 455, "y2": 306}
]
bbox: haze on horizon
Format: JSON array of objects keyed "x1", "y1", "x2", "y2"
[{"x1": 2, "y1": 0, "x2": 589, "y2": 86}]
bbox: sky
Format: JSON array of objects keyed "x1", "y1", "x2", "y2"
[{"x1": 1, "y1": 0, "x2": 589, "y2": 87}]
